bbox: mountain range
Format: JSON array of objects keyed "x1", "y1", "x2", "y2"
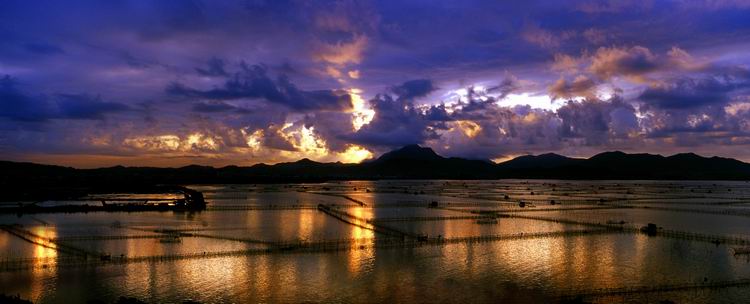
[{"x1": 2, "y1": 144, "x2": 749, "y2": 200}]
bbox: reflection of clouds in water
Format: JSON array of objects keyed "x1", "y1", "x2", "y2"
[{"x1": 3, "y1": 180, "x2": 750, "y2": 302}]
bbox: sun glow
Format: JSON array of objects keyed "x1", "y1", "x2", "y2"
[
  {"x1": 349, "y1": 88, "x2": 375, "y2": 131},
  {"x1": 279, "y1": 124, "x2": 329, "y2": 159},
  {"x1": 499, "y1": 93, "x2": 565, "y2": 111},
  {"x1": 492, "y1": 154, "x2": 521, "y2": 163},
  {"x1": 186, "y1": 133, "x2": 219, "y2": 151},
  {"x1": 243, "y1": 129, "x2": 263, "y2": 151},
  {"x1": 454, "y1": 120, "x2": 482, "y2": 138},
  {"x1": 123, "y1": 135, "x2": 182, "y2": 151},
  {"x1": 338, "y1": 145, "x2": 373, "y2": 163},
  {"x1": 123, "y1": 133, "x2": 220, "y2": 152}
]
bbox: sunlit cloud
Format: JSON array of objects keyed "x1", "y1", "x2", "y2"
[
  {"x1": 3, "y1": 1, "x2": 750, "y2": 166},
  {"x1": 123, "y1": 135, "x2": 182, "y2": 152},
  {"x1": 349, "y1": 88, "x2": 375, "y2": 131},
  {"x1": 122, "y1": 133, "x2": 220, "y2": 153},
  {"x1": 454, "y1": 120, "x2": 482, "y2": 138},
  {"x1": 315, "y1": 35, "x2": 368, "y2": 66},
  {"x1": 186, "y1": 133, "x2": 219, "y2": 151},
  {"x1": 499, "y1": 93, "x2": 566, "y2": 111},
  {"x1": 243, "y1": 129, "x2": 263, "y2": 152},
  {"x1": 279, "y1": 123, "x2": 329, "y2": 159},
  {"x1": 337, "y1": 145, "x2": 373, "y2": 163}
]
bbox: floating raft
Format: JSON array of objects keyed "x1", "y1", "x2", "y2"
[{"x1": 1, "y1": 186, "x2": 207, "y2": 214}]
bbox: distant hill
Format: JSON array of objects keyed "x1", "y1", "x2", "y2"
[
  {"x1": 2, "y1": 145, "x2": 750, "y2": 200},
  {"x1": 498, "y1": 153, "x2": 582, "y2": 169},
  {"x1": 360, "y1": 144, "x2": 496, "y2": 178},
  {"x1": 495, "y1": 150, "x2": 750, "y2": 179},
  {"x1": 372, "y1": 144, "x2": 444, "y2": 162}
]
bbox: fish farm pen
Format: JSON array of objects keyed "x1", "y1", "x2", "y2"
[{"x1": 3, "y1": 180, "x2": 750, "y2": 303}]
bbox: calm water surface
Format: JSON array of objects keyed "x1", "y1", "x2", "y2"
[{"x1": 2, "y1": 180, "x2": 750, "y2": 303}]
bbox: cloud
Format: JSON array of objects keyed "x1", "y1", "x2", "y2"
[
  {"x1": 549, "y1": 75, "x2": 598, "y2": 100},
  {"x1": 608, "y1": 107, "x2": 639, "y2": 136},
  {"x1": 589, "y1": 46, "x2": 659, "y2": 81},
  {"x1": 582, "y1": 28, "x2": 610, "y2": 44},
  {"x1": 522, "y1": 23, "x2": 575, "y2": 49},
  {"x1": 0, "y1": 76, "x2": 53, "y2": 122},
  {"x1": 3, "y1": 1, "x2": 750, "y2": 165},
  {"x1": 639, "y1": 72, "x2": 750, "y2": 109},
  {"x1": 557, "y1": 96, "x2": 638, "y2": 144},
  {"x1": 314, "y1": 34, "x2": 368, "y2": 65},
  {"x1": 301, "y1": 111, "x2": 358, "y2": 152},
  {"x1": 167, "y1": 63, "x2": 353, "y2": 111},
  {"x1": 551, "y1": 53, "x2": 587, "y2": 74},
  {"x1": 487, "y1": 74, "x2": 520, "y2": 99},
  {"x1": 390, "y1": 79, "x2": 435, "y2": 100},
  {"x1": 0, "y1": 76, "x2": 128, "y2": 121},
  {"x1": 195, "y1": 57, "x2": 229, "y2": 77},
  {"x1": 57, "y1": 94, "x2": 130, "y2": 119},
  {"x1": 346, "y1": 94, "x2": 439, "y2": 147},
  {"x1": 191, "y1": 100, "x2": 237, "y2": 112},
  {"x1": 435, "y1": 105, "x2": 565, "y2": 160}
]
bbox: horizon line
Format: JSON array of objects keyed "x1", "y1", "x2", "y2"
[{"x1": 0, "y1": 146, "x2": 740, "y2": 170}]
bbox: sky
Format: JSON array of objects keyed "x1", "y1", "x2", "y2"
[{"x1": 1, "y1": 0, "x2": 750, "y2": 168}]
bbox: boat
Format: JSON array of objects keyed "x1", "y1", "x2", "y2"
[
  {"x1": 640, "y1": 223, "x2": 659, "y2": 236},
  {"x1": 158, "y1": 235, "x2": 182, "y2": 243}
]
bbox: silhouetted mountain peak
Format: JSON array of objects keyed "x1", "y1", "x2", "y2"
[
  {"x1": 668, "y1": 152, "x2": 704, "y2": 160},
  {"x1": 2, "y1": 147, "x2": 750, "y2": 195},
  {"x1": 269, "y1": 158, "x2": 325, "y2": 169},
  {"x1": 375, "y1": 144, "x2": 444, "y2": 162},
  {"x1": 590, "y1": 151, "x2": 627, "y2": 159},
  {"x1": 499, "y1": 153, "x2": 579, "y2": 169},
  {"x1": 179, "y1": 164, "x2": 213, "y2": 170},
  {"x1": 589, "y1": 151, "x2": 666, "y2": 162}
]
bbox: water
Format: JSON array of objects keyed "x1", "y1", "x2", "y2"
[{"x1": 2, "y1": 180, "x2": 750, "y2": 303}]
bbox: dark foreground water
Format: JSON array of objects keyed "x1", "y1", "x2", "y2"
[{"x1": 2, "y1": 180, "x2": 750, "y2": 303}]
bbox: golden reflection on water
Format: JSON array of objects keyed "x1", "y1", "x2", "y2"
[
  {"x1": 0, "y1": 230, "x2": 13, "y2": 255},
  {"x1": 346, "y1": 207, "x2": 375, "y2": 275},
  {"x1": 10, "y1": 181, "x2": 745, "y2": 302},
  {"x1": 545, "y1": 234, "x2": 639, "y2": 291},
  {"x1": 298, "y1": 210, "x2": 314, "y2": 241},
  {"x1": 32, "y1": 226, "x2": 57, "y2": 259},
  {"x1": 570, "y1": 236, "x2": 617, "y2": 288},
  {"x1": 31, "y1": 226, "x2": 57, "y2": 302},
  {"x1": 249, "y1": 255, "x2": 273, "y2": 300},
  {"x1": 632, "y1": 233, "x2": 648, "y2": 283},
  {"x1": 0, "y1": 231, "x2": 8, "y2": 249}
]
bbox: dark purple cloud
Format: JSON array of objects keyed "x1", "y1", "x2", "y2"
[
  {"x1": 390, "y1": 79, "x2": 435, "y2": 100},
  {"x1": 191, "y1": 101, "x2": 236, "y2": 113},
  {"x1": 1, "y1": 76, "x2": 128, "y2": 121},
  {"x1": 57, "y1": 94, "x2": 130, "y2": 119},
  {"x1": 557, "y1": 97, "x2": 638, "y2": 145},
  {"x1": 167, "y1": 63, "x2": 352, "y2": 111},
  {"x1": 639, "y1": 70, "x2": 750, "y2": 109},
  {"x1": 1, "y1": 1, "x2": 750, "y2": 166},
  {"x1": 0, "y1": 76, "x2": 53, "y2": 122},
  {"x1": 549, "y1": 76, "x2": 598, "y2": 100},
  {"x1": 195, "y1": 57, "x2": 229, "y2": 77},
  {"x1": 346, "y1": 94, "x2": 439, "y2": 147}
]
